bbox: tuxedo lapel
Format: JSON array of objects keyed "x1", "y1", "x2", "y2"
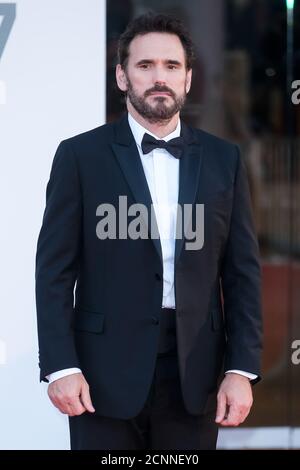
[
  {"x1": 111, "y1": 113, "x2": 203, "y2": 268},
  {"x1": 111, "y1": 113, "x2": 163, "y2": 264},
  {"x1": 175, "y1": 120, "x2": 203, "y2": 265}
]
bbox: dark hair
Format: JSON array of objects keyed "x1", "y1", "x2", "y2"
[{"x1": 117, "y1": 13, "x2": 195, "y2": 71}]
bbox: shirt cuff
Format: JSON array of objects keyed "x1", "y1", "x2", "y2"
[
  {"x1": 225, "y1": 369, "x2": 258, "y2": 381},
  {"x1": 46, "y1": 368, "x2": 82, "y2": 384}
]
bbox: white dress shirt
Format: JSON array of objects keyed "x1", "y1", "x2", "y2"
[
  {"x1": 47, "y1": 112, "x2": 256, "y2": 383},
  {"x1": 129, "y1": 112, "x2": 180, "y2": 308}
]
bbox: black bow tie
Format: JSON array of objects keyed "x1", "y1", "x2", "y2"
[{"x1": 141, "y1": 132, "x2": 184, "y2": 159}]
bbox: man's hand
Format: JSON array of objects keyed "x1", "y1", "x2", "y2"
[
  {"x1": 215, "y1": 373, "x2": 253, "y2": 426},
  {"x1": 47, "y1": 373, "x2": 95, "y2": 416}
]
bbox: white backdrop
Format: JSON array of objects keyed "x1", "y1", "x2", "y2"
[{"x1": 0, "y1": 0, "x2": 105, "y2": 449}]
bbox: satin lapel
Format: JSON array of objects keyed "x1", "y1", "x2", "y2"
[
  {"x1": 175, "y1": 122, "x2": 203, "y2": 265},
  {"x1": 111, "y1": 113, "x2": 163, "y2": 264}
]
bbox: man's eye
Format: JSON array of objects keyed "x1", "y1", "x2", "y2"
[
  {"x1": 140, "y1": 64, "x2": 149, "y2": 69},
  {"x1": 168, "y1": 65, "x2": 177, "y2": 70}
]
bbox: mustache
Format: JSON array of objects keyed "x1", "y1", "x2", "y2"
[{"x1": 144, "y1": 86, "x2": 175, "y2": 98}]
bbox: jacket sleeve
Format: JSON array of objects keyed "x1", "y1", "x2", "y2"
[
  {"x1": 35, "y1": 140, "x2": 82, "y2": 381},
  {"x1": 220, "y1": 145, "x2": 263, "y2": 383}
]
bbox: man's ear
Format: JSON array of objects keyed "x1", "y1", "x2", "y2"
[
  {"x1": 116, "y1": 64, "x2": 128, "y2": 92},
  {"x1": 186, "y1": 69, "x2": 192, "y2": 94}
]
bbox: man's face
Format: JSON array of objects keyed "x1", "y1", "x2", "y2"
[{"x1": 116, "y1": 32, "x2": 192, "y2": 123}]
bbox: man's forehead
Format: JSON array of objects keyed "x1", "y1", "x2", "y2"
[{"x1": 129, "y1": 32, "x2": 185, "y2": 59}]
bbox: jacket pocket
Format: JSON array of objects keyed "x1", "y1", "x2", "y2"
[{"x1": 74, "y1": 309, "x2": 105, "y2": 334}]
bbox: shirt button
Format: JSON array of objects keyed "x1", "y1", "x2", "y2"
[
  {"x1": 151, "y1": 316, "x2": 159, "y2": 325},
  {"x1": 155, "y1": 273, "x2": 162, "y2": 281}
]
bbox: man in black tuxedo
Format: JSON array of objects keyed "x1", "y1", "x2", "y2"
[{"x1": 35, "y1": 13, "x2": 263, "y2": 450}]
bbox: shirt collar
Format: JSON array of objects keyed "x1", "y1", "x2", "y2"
[{"x1": 127, "y1": 111, "x2": 181, "y2": 152}]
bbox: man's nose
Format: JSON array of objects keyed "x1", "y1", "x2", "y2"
[
  {"x1": 154, "y1": 79, "x2": 167, "y2": 87},
  {"x1": 152, "y1": 68, "x2": 168, "y2": 85}
]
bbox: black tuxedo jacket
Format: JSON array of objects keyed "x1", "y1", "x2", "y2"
[{"x1": 35, "y1": 112, "x2": 262, "y2": 418}]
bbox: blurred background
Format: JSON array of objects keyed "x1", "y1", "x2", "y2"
[{"x1": 0, "y1": 0, "x2": 299, "y2": 449}]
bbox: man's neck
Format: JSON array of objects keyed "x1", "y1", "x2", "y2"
[{"x1": 127, "y1": 103, "x2": 179, "y2": 138}]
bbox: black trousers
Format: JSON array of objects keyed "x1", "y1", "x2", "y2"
[{"x1": 69, "y1": 309, "x2": 218, "y2": 450}]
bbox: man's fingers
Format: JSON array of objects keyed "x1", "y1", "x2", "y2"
[
  {"x1": 47, "y1": 373, "x2": 95, "y2": 416},
  {"x1": 50, "y1": 389, "x2": 94, "y2": 416},
  {"x1": 80, "y1": 383, "x2": 95, "y2": 413},
  {"x1": 63, "y1": 403, "x2": 76, "y2": 416},
  {"x1": 220, "y1": 404, "x2": 241, "y2": 426},
  {"x1": 219, "y1": 403, "x2": 251, "y2": 426},
  {"x1": 216, "y1": 374, "x2": 253, "y2": 427},
  {"x1": 242, "y1": 406, "x2": 251, "y2": 422},
  {"x1": 48, "y1": 387, "x2": 86, "y2": 415},
  {"x1": 49, "y1": 395, "x2": 75, "y2": 415},
  {"x1": 51, "y1": 395, "x2": 86, "y2": 415},
  {"x1": 66, "y1": 397, "x2": 86, "y2": 416},
  {"x1": 215, "y1": 391, "x2": 227, "y2": 423}
]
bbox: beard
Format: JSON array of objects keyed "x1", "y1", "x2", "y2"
[{"x1": 125, "y1": 76, "x2": 187, "y2": 123}]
